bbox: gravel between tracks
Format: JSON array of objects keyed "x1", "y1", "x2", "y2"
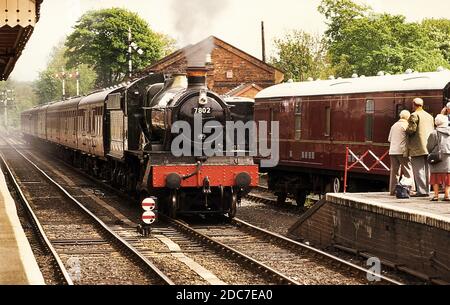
[{"x1": 16, "y1": 146, "x2": 280, "y2": 285}]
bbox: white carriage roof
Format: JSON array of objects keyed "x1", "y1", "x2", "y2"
[{"x1": 255, "y1": 70, "x2": 450, "y2": 99}]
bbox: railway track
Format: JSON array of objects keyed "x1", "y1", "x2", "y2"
[
  {"x1": 2, "y1": 134, "x2": 402, "y2": 285},
  {"x1": 0, "y1": 136, "x2": 173, "y2": 285},
  {"x1": 174, "y1": 217, "x2": 403, "y2": 285},
  {"x1": 1, "y1": 136, "x2": 289, "y2": 285},
  {"x1": 245, "y1": 185, "x2": 320, "y2": 214}
]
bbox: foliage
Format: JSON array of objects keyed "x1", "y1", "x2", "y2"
[
  {"x1": 65, "y1": 8, "x2": 175, "y2": 87},
  {"x1": 34, "y1": 43, "x2": 97, "y2": 104},
  {"x1": 0, "y1": 80, "x2": 37, "y2": 127},
  {"x1": 318, "y1": 0, "x2": 450, "y2": 77},
  {"x1": 422, "y1": 18, "x2": 450, "y2": 63},
  {"x1": 270, "y1": 30, "x2": 334, "y2": 81},
  {"x1": 318, "y1": 0, "x2": 368, "y2": 43}
]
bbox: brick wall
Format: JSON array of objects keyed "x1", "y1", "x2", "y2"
[
  {"x1": 147, "y1": 37, "x2": 284, "y2": 95},
  {"x1": 289, "y1": 201, "x2": 450, "y2": 282}
]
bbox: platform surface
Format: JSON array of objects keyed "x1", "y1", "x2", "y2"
[
  {"x1": 0, "y1": 167, "x2": 45, "y2": 284},
  {"x1": 326, "y1": 192, "x2": 450, "y2": 231}
]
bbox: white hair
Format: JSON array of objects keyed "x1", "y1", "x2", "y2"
[
  {"x1": 446, "y1": 102, "x2": 450, "y2": 109},
  {"x1": 435, "y1": 114, "x2": 449, "y2": 127},
  {"x1": 399, "y1": 110, "x2": 410, "y2": 120}
]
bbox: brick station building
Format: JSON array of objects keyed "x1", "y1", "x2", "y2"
[{"x1": 144, "y1": 36, "x2": 284, "y2": 97}]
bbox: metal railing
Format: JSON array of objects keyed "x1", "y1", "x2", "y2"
[{"x1": 344, "y1": 146, "x2": 389, "y2": 193}]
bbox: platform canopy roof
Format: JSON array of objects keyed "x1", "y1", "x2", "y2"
[
  {"x1": 0, "y1": 0, "x2": 43, "y2": 80},
  {"x1": 256, "y1": 69, "x2": 450, "y2": 99}
]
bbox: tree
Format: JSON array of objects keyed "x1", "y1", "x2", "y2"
[
  {"x1": 0, "y1": 80, "x2": 37, "y2": 127},
  {"x1": 65, "y1": 8, "x2": 175, "y2": 87},
  {"x1": 34, "y1": 43, "x2": 97, "y2": 104},
  {"x1": 318, "y1": 0, "x2": 369, "y2": 43},
  {"x1": 319, "y1": 0, "x2": 450, "y2": 77},
  {"x1": 422, "y1": 18, "x2": 450, "y2": 63},
  {"x1": 270, "y1": 30, "x2": 334, "y2": 81}
]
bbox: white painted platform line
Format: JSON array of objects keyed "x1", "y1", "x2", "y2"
[
  {"x1": 0, "y1": 170, "x2": 45, "y2": 285},
  {"x1": 155, "y1": 234, "x2": 226, "y2": 285}
]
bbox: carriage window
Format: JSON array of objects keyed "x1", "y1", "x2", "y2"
[
  {"x1": 365, "y1": 99, "x2": 374, "y2": 141},
  {"x1": 325, "y1": 106, "x2": 331, "y2": 137},
  {"x1": 295, "y1": 99, "x2": 302, "y2": 140}
]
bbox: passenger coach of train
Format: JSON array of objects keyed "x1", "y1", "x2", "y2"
[{"x1": 254, "y1": 69, "x2": 450, "y2": 206}]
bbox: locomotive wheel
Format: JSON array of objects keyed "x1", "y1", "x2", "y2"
[
  {"x1": 227, "y1": 188, "x2": 238, "y2": 219},
  {"x1": 275, "y1": 192, "x2": 287, "y2": 205},
  {"x1": 333, "y1": 177, "x2": 341, "y2": 193},
  {"x1": 295, "y1": 190, "x2": 307, "y2": 208}
]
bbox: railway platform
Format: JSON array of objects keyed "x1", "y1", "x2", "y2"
[
  {"x1": 288, "y1": 192, "x2": 450, "y2": 283},
  {"x1": 0, "y1": 167, "x2": 45, "y2": 284}
]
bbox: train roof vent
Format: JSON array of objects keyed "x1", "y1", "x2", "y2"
[
  {"x1": 405, "y1": 69, "x2": 413, "y2": 74},
  {"x1": 404, "y1": 76, "x2": 430, "y2": 81},
  {"x1": 330, "y1": 81, "x2": 352, "y2": 87},
  {"x1": 437, "y1": 66, "x2": 445, "y2": 72},
  {"x1": 351, "y1": 73, "x2": 358, "y2": 78}
]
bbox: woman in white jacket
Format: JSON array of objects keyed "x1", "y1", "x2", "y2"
[{"x1": 388, "y1": 110, "x2": 415, "y2": 195}]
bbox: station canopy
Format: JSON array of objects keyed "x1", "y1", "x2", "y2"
[{"x1": 0, "y1": 0, "x2": 42, "y2": 80}]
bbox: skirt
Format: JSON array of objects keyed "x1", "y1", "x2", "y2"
[{"x1": 430, "y1": 173, "x2": 450, "y2": 185}]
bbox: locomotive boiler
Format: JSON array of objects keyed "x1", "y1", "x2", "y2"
[{"x1": 21, "y1": 67, "x2": 259, "y2": 218}]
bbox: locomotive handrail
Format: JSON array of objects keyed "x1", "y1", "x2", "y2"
[{"x1": 344, "y1": 146, "x2": 389, "y2": 193}]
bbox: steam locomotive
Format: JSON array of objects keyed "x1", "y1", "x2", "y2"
[{"x1": 21, "y1": 67, "x2": 258, "y2": 218}]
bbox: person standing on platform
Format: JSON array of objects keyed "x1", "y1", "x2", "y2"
[
  {"x1": 388, "y1": 110, "x2": 415, "y2": 195},
  {"x1": 406, "y1": 98, "x2": 435, "y2": 197},
  {"x1": 440, "y1": 102, "x2": 450, "y2": 125},
  {"x1": 427, "y1": 114, "x2": 450, "y2": 201}
]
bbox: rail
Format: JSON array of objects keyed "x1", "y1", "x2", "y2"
[{"x1": 0, "y1": 136, "x2": 174, "y2": 285}]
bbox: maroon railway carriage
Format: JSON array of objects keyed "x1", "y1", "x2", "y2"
[{"x1": 255, "y1": 70, "x2": 450, "y2": 205}]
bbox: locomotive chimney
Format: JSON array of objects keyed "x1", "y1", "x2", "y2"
[{"x1": 186, "y1": 67, "x2": 208, "y2": 90}]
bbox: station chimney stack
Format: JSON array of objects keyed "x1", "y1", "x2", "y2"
[{"x1": 261, "y1": 21, "x2": 266, "y2": 63}]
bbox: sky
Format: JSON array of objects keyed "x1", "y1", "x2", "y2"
[{"x1": 9, "y1": 0, "x2": 450, "y2": 82}]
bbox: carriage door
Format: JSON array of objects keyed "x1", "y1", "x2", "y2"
[
  {"x1": 394, "y1": 93, "x2": 408, "y2": 123},
  {"x1": 255, "y1": 99, "x2": 277, "y2": 161},
  {"x1": 107, "y1": 93, "x2": 125, "y2": 159}
]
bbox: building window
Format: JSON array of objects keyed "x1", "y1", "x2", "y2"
[
  {"x1": 365, "y1": 99, "x2": 374, "y2": 141},
  {"x1": 226, "y1": 70, "x2": 233, "y2": 79},
  {"x1": 295, "y1": 99, "x2": 302, "y2": 140}
]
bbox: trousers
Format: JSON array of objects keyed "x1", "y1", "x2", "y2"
[
  {"x1": 411, "y1": 155, "x2": 430, "y2": 195},
  {"x1": 389, "y1": 155, "x2": 415, "y2": 195}
]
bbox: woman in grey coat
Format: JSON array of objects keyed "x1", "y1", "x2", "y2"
[{"x1": 427, "y1": 114, "x2": 450, "y2": 201}]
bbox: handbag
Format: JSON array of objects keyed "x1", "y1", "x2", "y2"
[
  {"x1": 427, "y1": 132, "x2": 442, "y2": 165},
  {"x1": 395, "y1": 184, "x2": 410, "y2": 199}
]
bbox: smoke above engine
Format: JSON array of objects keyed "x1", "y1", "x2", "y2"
[{"x1": 170, "y1": 0, "x2": 230, "y2": 66}]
